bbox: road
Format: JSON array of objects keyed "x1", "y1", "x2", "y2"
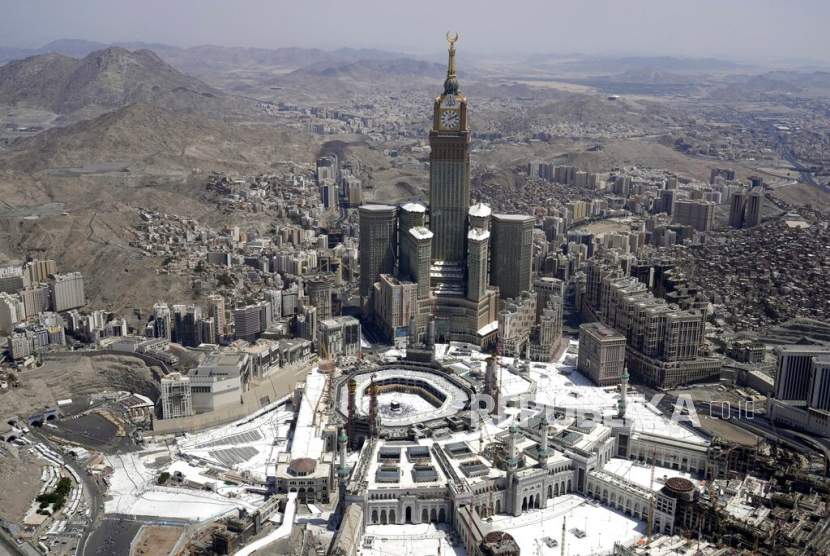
[
  {"x1": 28, "y1": 430, "x2": 105, "y2": 556},
  {"x1": 766, "y1": 125, "x2": 829, "y2": 192}
]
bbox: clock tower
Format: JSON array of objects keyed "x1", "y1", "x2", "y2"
[{"x1": 429, "y1": 32, "x2": 470, "y2": 270}]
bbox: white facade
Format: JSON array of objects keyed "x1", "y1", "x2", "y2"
[
  {"x1": 161, "y1": 372, "x2": 193, "y2": 419},
  {"x1": 49, "y1": 272, "x2": 85, "y2": 312},
  {"x1": 190, "y1": 352, "x2": 250, "y2": 414},
  {"x1": 0, "y1": 292, "x2": 25, "y2": 334}
]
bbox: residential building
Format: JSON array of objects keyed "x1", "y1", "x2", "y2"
[
  {"x1": 578, "y1": 322, "x2": 627, "y2": 386},
  {"x1": 48, "y1": 272, "x2": 85, "y2": 312}
]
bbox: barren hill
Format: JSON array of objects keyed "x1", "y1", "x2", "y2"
[
  {"x1": 607, "y1": 67, "x2": 697, "y2": 86},
  {"x1": 0, "y1": 47, "x2": 255, "y2": 118},
  {"x1": 0, "y1": 102, "x2": 320, "y2": 173},
  {"x1": 530, "y1": 94, "x2": 649, "y2": 125},
  {"x1": 270, "y1": 58, "x2": 444, "y2": 96}
]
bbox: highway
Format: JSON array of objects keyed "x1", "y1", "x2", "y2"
[{"x1": 766, "y1": 124, "x2": 829, "y2": 192}]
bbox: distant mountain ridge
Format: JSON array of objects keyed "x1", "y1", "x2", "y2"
[
  {"x1": 0, "y1": 39, "x2": 423, "y2": 71},
  {"x1": 0, "y1": 47, "x2": 254, "y2": 117},
  {"x1": 556, "y1": 55, "x2": 748, "y2": 73},
  {"x1": 605, "y1": 67, "x2": 697, "y2": 85}
]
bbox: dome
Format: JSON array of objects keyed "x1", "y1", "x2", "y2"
[{"x1": 289, "y1": 458, "x2": 317, "y2": 474}]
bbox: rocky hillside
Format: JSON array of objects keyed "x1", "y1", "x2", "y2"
[
  {"x1": 0, "y1": 47, "x2": 255, "y2": 118},
  {"x1": 0, "y1": 102, "x2": 320, "y2": 173}
]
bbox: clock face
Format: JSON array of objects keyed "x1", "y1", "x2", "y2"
[{"x1": 440, "y1": 109, "x2": 460, "y2": 130}]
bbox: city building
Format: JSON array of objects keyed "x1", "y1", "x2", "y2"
[
  {"x1": 497, "y1": 291, "x2": 537, "y2": 357},
  {"x1": 373, "y1": 274, "x2": 418, "y2": 345},
  {"x1": 745, "y1": 188, "x2": 764, "y2": 228},
  {"x1": 48, "y1": 272, "x2": 85, "y2": 312},
  {"x1": 318, "y1": 316, "x2": 361, "y2": 358},
  {"x1": 578, "y1": 322, "x2": 627, "y2": 386},
  {"x1": 207, "y1": 294, "x2": 226, "y2": 340},
  {"x1": 672, "y1": 199, "x2": 714, "y2": 232},
  {"x1": 234, "y1": 304, "x2": 265, "y2": 342},
  {"x1": 490, "y1": 214, "x2": 534, "y2": 299},
  {"x1": 728, "y1": 189, "x2": 748, "y2": 229},
  {"x1": 0, "y1": 292, "x2": 25, "y2": 334},
  {"x1": 153, "y1": 302, "x2": 172, "y2": 340},
  {"x1": 358, "y1": 204, "x2": 398, "y2": 301},
  {"x1": 0, "y1": 271, "x2": 28, "y2": 294},
  {"x1": 773, "y1": 344, "x2": 830, "y2": 401},
  {"x1": 190, "y1": 352, "x2": 251, "y2": 414},
  {"x1": 307, "y1": 277, "x2": 333, "y2": 321},
  {"x1": 160, "y1": 372, "x2": 193, "y2": 419},
  {"x1": 24, "y1": 259, "x2": 56, "y2": 285},
  {"x1": 18, "y1": 286, "x2": 47, "y2": 321}
]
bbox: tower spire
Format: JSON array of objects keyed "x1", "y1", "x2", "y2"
[{"x1": 444, "y1": 31, "x2": 460, "y2": 95}]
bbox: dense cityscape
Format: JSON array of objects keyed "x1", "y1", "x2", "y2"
[{"x1": 2, "y1": 5, "x2": 830, "y2": 556}]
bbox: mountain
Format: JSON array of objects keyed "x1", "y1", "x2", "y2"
[
  {"x1": 557, "y1": 56, "x2": 747, "y2": 73},
  {"x1": 0, "y1": 47, "x2": 255, "y2": 117},
  {"x1": 0, "y1": 102, "x2": 319, "y2": 173},
  {"x1": 606, "y1": 67, "x2": 697, "y2": 86},
  {"x1": 0, "y1": 40, "x2": 424, "y2": 72},
  {"x1": 708, "y1": 72, "x2": 804, "y2": 100},
  {"x1": 293, "y1": 58, "x2": 444, "y2": 78},
  {"x1": 0, "y1": 39, "x2": 109, "y2": 63},
  {"x1": 530, "y1": 94, "x2": 648, "y2": 125},
  {"x1": 267, "y1": 58, "x2": 445, "y2": 96}
]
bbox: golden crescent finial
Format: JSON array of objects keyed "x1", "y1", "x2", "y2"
[{"x1": 446, "y1": 31, "x2": 459, "y2": 45}]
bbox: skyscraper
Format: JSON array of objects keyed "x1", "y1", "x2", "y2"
[
  {"x1": 358, "y1": 204, "x2": 398, "y2": 299},
  {"x1": 466, "y1": 228, "x2": 489, "y2": 302},
  {"x1": 153, "y1": 302, "x2": 172, "y2": 340},
  {"x1": 490, "y1": 214, "x2": 534, "y2": 299},
  {"x1": 728, "y1": 189, "x2": 748, "y2": 229},
  {"x1": 357, "y1": 35, "x2": 511, "y2": 346},
  {"x1": 429, "y1": 33, "x2": 470, "y2": 266},
  {"x1": 400, "y1": 227, "x2": 433, "y2": 300},
  {"x1": 48, "y1": 272, "x2": 85, "y2": 312},
  {"x1": 307, "y1": 277, "x2": 333, "y2": 321},
  {"x1": 745, "y1": 189, "x2": 764, "y2": 228}
]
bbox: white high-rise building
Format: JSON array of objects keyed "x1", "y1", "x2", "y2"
[
  {"x1": 48, "y1": 272, "x2": 85, "y2": 312},
  {"x1": 160, "y1": 372, "x2": 193, "y2": 419},
  {"x1": 0, "y1": 292, "x2": 25, "y2": 334}
]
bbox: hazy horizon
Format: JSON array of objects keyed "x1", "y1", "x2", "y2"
[{"x1": 2, "y1": 0, "x2": 830, "y2": 64}]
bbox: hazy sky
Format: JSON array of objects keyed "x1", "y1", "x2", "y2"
[{"x1": 2, "y1": 0, "x2": 829, "y2": 62}]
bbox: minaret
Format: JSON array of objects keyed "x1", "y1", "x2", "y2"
[
  {"x1": 368, "y1": 372, "x2": 379, "y2": 438},
  {"x1": 537, "y1": 409, "x2": 551, "y2": 466},
  {"x1": 506, "y1": 420, "x2": 520, "y2": 516},
  {"x1": 618, "y1": 366, "x2": 629, "y2": 422},
  {"x1": 337, "y1": 429, "x2": 350, "y2": 480},
  {"x1": 347, "y1": 377, "x2": 357, "y2": 449}
]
